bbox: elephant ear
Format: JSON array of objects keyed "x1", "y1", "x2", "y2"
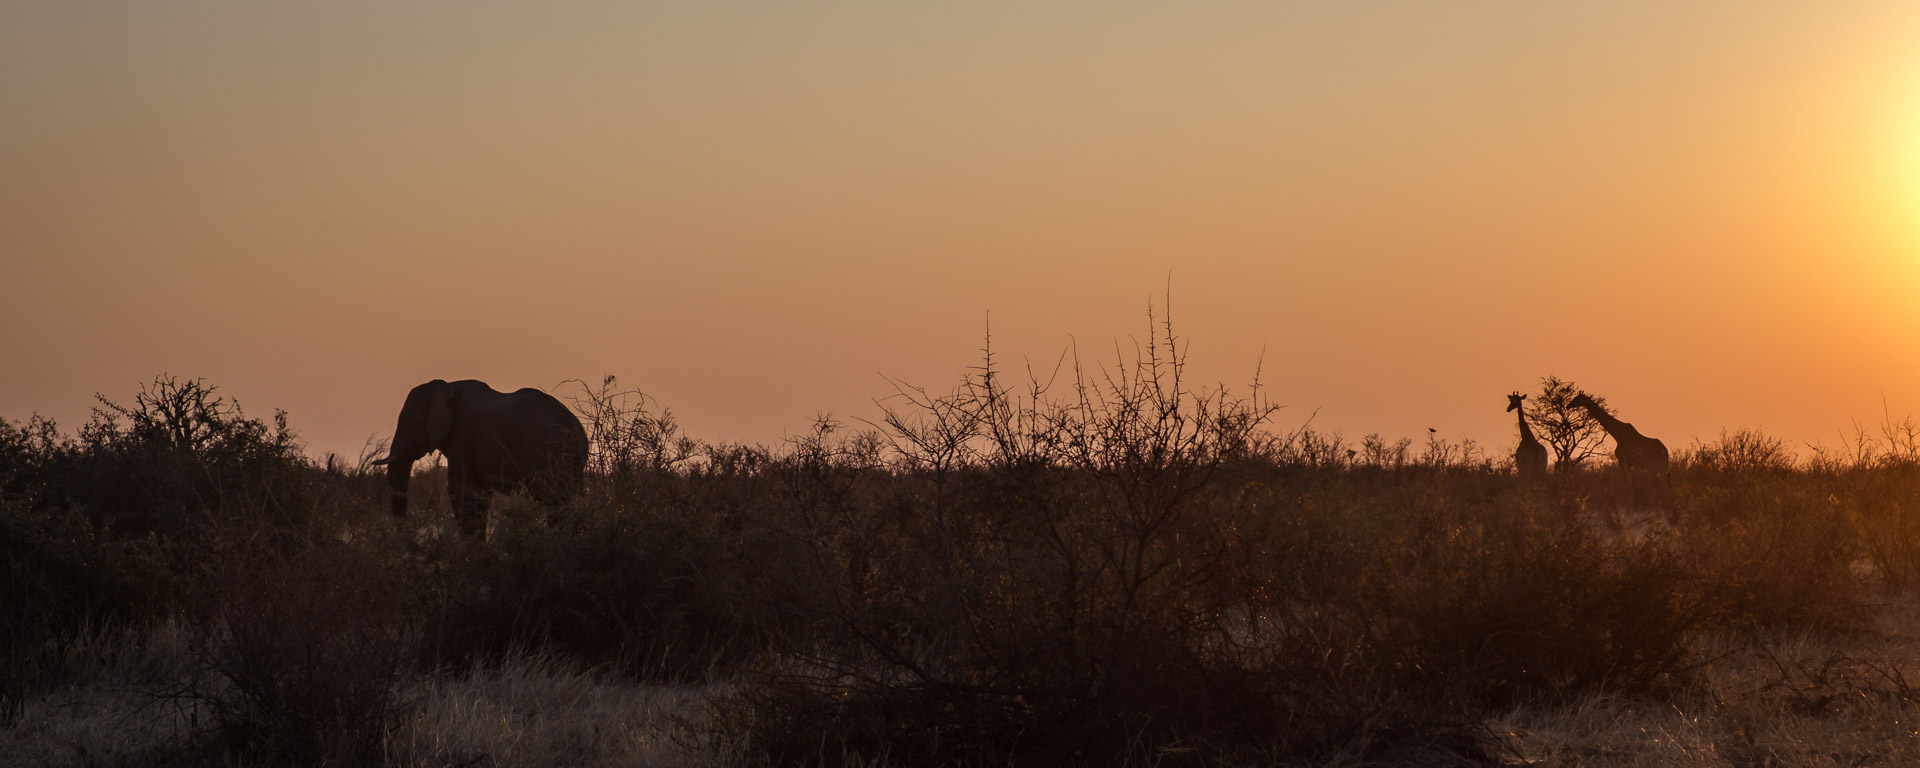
[{"x1": 425, "y1": 381, "x2": 455, "y2": 453}]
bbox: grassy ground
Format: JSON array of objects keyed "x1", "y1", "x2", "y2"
[
  {"x1": 1494, "y1": 604, "x2": 1920, "y2": 767},
  {"x1": 3, "y1": 622, "x2": 723, "y2": 768},
  {"x1": 9, "y1": 606, "x2": 1920, "y2": 768},
  {"x1": 11, "y1": 371, "x2": 1920, "y2": 765}
]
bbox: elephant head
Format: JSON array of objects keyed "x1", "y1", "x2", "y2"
[{"x1": 371, "y1": 379, "x2": 454, "y2": 518}]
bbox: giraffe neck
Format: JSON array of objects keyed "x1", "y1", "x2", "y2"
[
  {"x1": 1580, "y1": 401, "x2": 1632, "y2": 439},
  {"x1": 1515, "y1": 407, "x2": 1536, "y2": 442}
]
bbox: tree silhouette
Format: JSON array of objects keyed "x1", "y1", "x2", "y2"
[{"x1": 1525, "y1": 376, "x2": 1609, "y2": 471}]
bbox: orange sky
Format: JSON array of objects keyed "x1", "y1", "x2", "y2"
[{"x1": 5, "y1": 2, "x2": 1920, "y2": 462}]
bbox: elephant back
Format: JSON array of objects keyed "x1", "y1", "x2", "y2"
[{"x1": 514, "y1": 387, "x2": 589, "y2": 460}]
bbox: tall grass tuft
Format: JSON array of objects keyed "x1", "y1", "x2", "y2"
[{"x1": 182, "y1": 534, "x2": 416, "y2": 766}]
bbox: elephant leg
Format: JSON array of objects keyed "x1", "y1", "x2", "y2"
[
  {"x1": 448, "y1": 473, "x2": 490, "y2": 539},
  {"x1": 529, "y1": 475, "x2": 567, "y2": 527},
  {"x1": 454, "y1": 491, "x2": 490, "y2": 539}
]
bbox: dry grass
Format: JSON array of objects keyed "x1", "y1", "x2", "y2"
[
  {"x1": 1493, "y1": 603, "x2": 1920, "y2": 767},
  {"x1": 10, "y1": 540, "x2": 1920, "y2": 768},
  {"x1": 0, "y1": 623, "x2": 731, "y2": 768},
  {"x1": 386, "y1": 655, "x2": 729, "y2": 768},
  {"x1": 0, "y1": 621, "x2": 201, "y2": 768}
]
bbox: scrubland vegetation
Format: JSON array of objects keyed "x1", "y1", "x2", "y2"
[{"x1": 8, "y1": 329, "x2": 1920, "y2": 766}]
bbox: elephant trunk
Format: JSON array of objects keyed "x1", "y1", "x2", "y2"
[{"x1": 385, "y1": 461, "x2": 412, "y2": 518}]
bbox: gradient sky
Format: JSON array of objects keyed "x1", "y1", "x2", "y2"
[{"x1": 6, "y1": 2, "x2": 1920, "y2": 462}]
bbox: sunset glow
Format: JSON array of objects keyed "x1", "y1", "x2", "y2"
[
  {"x1": 4, "y1": 2, "x2": 1920, "y2": 458},
  {"x1": 22, "y1": 6, "x2": 1920, "y2": 763}
]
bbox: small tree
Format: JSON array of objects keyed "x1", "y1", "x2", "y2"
[{"x1": 1526, "y1": 376, "x2": 1609, "y2": 471}]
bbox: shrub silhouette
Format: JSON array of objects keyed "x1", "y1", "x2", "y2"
[
  {"x1": 185, "y1": 537, "x2": 416, "y2": 766},
  {"x1": 8, "y1": 357, "x2": 1920, "y2": 764},
  {"x1": 422, "y1": 381, "x2": 837, "y2": 680},
  {"x1": 9, "y1": 376, "x2": 312, "y2": 540},
  {"x1": 0, "y1": 377, "x2": 312, "y2": 726},
  {"x1": 1684, "y1": 427, "x2": 1796, "y2": 474},
  {"x1": 722, "y1": 318, "x2": 1408, "y2": 763}
]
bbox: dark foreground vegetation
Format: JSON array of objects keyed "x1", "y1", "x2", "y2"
[{"x1": 7, "y1": 336, "x2": 1920, "y2": 766}]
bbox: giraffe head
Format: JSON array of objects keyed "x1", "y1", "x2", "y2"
[
  {"x1": 1507, "y1": 392, "x2": 1527, "y2": 413},
  {"x1": 1570, "y1": 391, "x2": 1601, "y2": 413}
]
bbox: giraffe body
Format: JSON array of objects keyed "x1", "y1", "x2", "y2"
[
  {"x1": 1570, "y1": 392, "x2": 1672, "y2": 516},
  {"x1": 1508, "y1": 393, "x2": 1548, "y2": 477}
]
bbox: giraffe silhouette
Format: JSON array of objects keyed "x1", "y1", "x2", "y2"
[
  {"x1": 1507, "y1": 392, "x2": 1548, "y2": 478},
  {"x1": 1570, "y1": 391, "x2": 1671, "y2": 516}
]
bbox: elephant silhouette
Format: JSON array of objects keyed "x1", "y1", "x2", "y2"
[{"x1": 372, "y1": 379, "x2": 588, "y2": 538}]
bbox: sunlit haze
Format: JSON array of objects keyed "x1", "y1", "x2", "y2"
[{"x1": 5, "y1": 2, "x2": 1920, "y2": 461}]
